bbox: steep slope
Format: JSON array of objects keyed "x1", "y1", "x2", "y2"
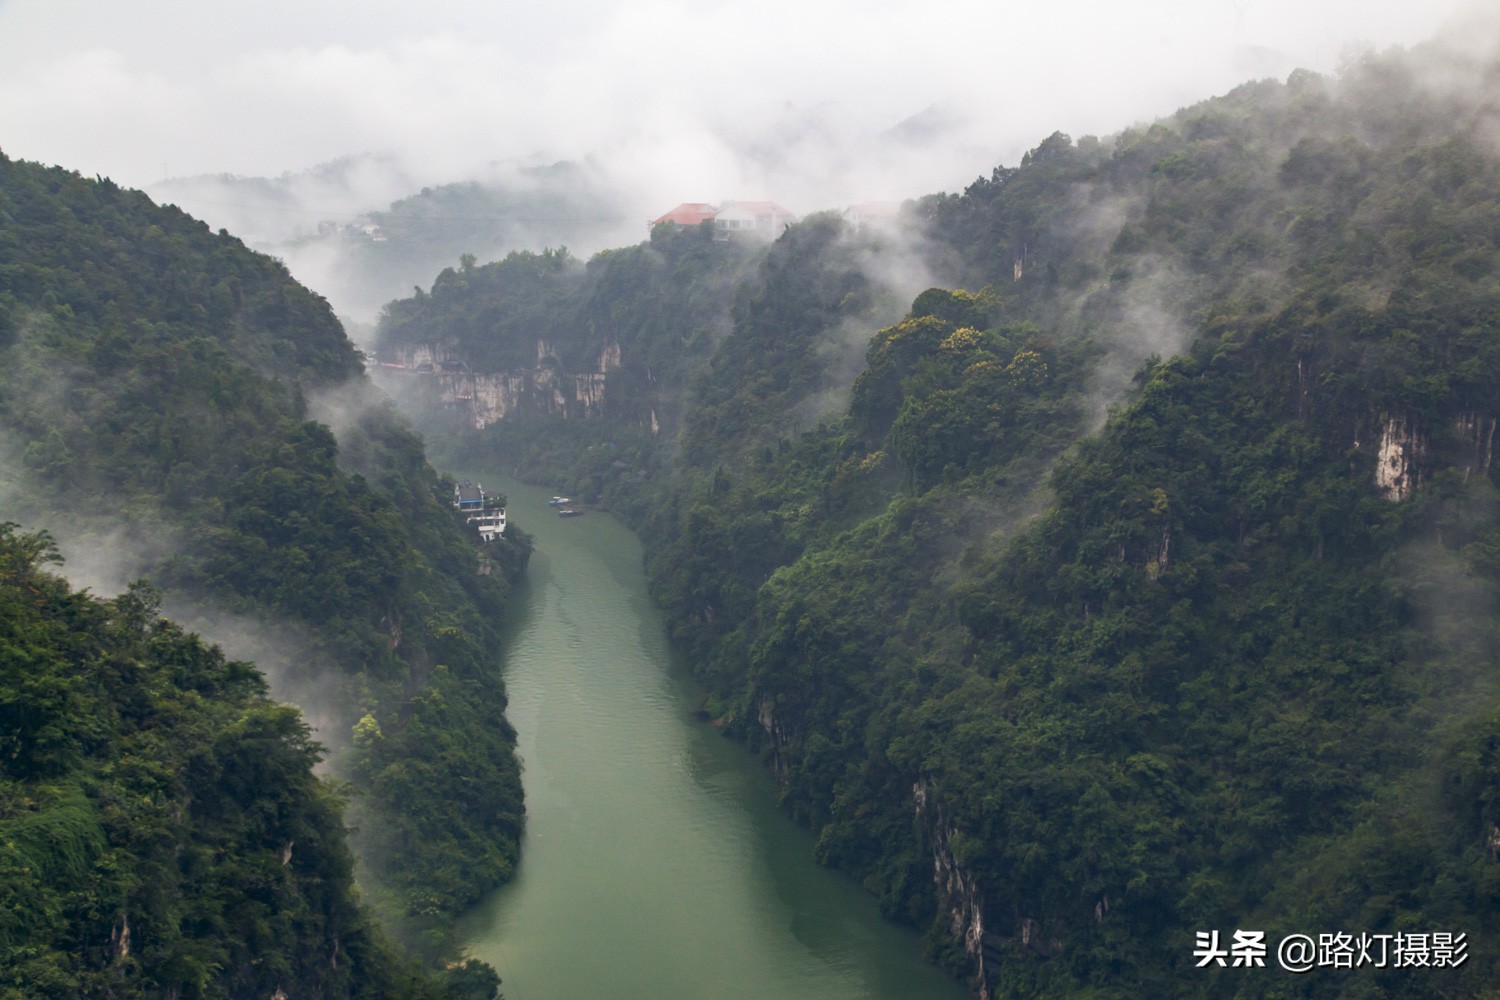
[
  {"x1": 0, "y1": 152, "x2": 528, "y2": 967},
  {"x1": 647, "y1": 37, "x2": 1500, "y2": 1000},
  {"x1": 0, "y1": 526, "x2": 503, "y2": 1000},
  {"x1": 363, "y1": 28, "x2": 1500, "y2": 1000},
  {"x1": 371, "y1": 206, "x2": 928, "y2": 506},
  {"x1": 373, "y1": 224, "x2": 761, "y2": 481}
]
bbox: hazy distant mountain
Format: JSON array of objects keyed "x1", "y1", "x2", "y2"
[
  {"x1": 152, "y1": 154, "x2": 638, "y2": 325},
  {"x1": 143, "y1": 100, "x2": 1001, "y2": 327},
  {"x1": 147, "y1": 152, "x2": 422, "y2": 244},
  {"x1": 701, "y1": 99, "x2": 1003, "y2": 211},
  {"x1": 879, "y1": 102, "x2": 968, "y2": 146},
  {"x1": 361, "y1": 29, "x2": 1500, "y2": 998}
]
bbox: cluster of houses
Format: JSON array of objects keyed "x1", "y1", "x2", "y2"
[{"x1": 649, "y1": 200, "x2": 902, "y2": 239}]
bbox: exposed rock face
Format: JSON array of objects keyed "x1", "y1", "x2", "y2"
[
  {"x1": 574, "y1": 372, "x2": 607, "y2": 416},
  {"x1": 913, "y1": 778, "x2": 1067, "y2": 997},
  {"x1": 472, "y1": 373, "x2": 531, "y2": 428},
  {"x1": 389, "y1": 343, "x2": 457, "y2": 369},
  {"x1": 916, "y1": 779, "x2": 998, "y2": 999},
  {"x1": 1457, "y1": 410, "x2": 1497, "y2": 480},
  {"x1": 756, "y1": 697, "x2": 793, "y2": 780},
  {"x1": 760, "y1": 700, "x2": 1007, "y2": 993},
  {"x1": 384, "y1": 341, "x2": 627, "y2": 430},
  {"x1": 1374, "y1": 415, "x2": 1425, "y2": 501},
  {"x1": 1355, "y1": 410, "x2": 1498, "y2": 501},
  {"x1": 110, "y1": 911, "x2": 130, "y2": 962}
]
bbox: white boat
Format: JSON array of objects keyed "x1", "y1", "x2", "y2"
[{"x1": 549, "y1": 496, "x2": 571, "y2": 506}]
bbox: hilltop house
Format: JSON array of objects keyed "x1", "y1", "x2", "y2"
[
  {"x1": 712, "y1": 201, "x2": 796, "y2": 239},
  {"x1": 650, "y1": 203, "x2": 719, "y2": 230},
  {"x1": 649, "y1": 201, "x2": 797, "y2": 240}
]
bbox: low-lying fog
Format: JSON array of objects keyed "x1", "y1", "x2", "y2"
[{"x1": 0, "y1": 0, "x2": 1484, "y2": 321}]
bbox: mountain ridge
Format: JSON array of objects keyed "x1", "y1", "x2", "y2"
[{"x1": 369, "y1": 31, "x2": 1500, "y2": 997}]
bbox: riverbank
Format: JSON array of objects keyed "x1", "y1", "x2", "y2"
[{"x1": 454, "y1": 472, "x2": 966, "y2": 1000}]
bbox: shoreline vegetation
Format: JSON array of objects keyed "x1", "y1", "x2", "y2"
[
  {"x1": 0, "y1": 151, "x2": 528, "y2": 998},
  {"x1": 5, "y1": 22, "x2": 1500, "y2": 1000},
  {"x1": 374, "y1": 33, "x2": 1500, "y2": 998}
]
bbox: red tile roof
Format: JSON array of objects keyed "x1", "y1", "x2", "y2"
[{"x1": 651, "y1": 202, "x2": 718, "y2": 227}]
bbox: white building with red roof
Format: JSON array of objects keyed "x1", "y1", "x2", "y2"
[
  {"x1": 648, "y1": 201, "x2": 797, "y2": 239},
  {"x1": 649, "y1": 202, "x2": 719, "y2": 230},
  {"x1": 712, "y1": 201, "x2": 796, "y2": 239}
]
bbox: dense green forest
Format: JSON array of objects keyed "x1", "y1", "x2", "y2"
[
  {"x1": 375, "y1": 30, "x2": 1500, "y2": 999},
  {"x1": 375, "y1": 223, "x2": 764, "y2": 477},
  {"x1": 0, "y1": 152, "x2": 528, "y2": 994},
  {"x1": 0, "y1": 525, "x2": 503, "y2": 999}
]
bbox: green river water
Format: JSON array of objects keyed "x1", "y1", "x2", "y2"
[{"x1": 456, "y1": 474, "x2": 968, "y2": 1000}]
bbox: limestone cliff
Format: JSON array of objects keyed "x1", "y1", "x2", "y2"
[
  {"x1": 1373, "y1": 414, "x2": 1425, "y2": 502},
  {"x1": 1457, "y1": 410, "x2": 1497, "y2": 480},
  {"x1": 1355, "y1": 410, "x2": 1498, "y2": 502},
  {"x1": 912, "y1": 777, "x2": 1065, "y2": 999},
  {"x1": 381, "y1": 340, "x2": 633, "y2": 431}
]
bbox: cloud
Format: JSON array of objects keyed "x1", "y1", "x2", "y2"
[
  {"x1": 0, "y1": 0, "x2": 1486, "y2": 325},
  {"x1": 1, "y1": 0, "x2": 1480, "y2": 193}
]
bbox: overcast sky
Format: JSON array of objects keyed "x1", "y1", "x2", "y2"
[{"x1": 0, "y1": 0, "x2": 1483, "y2": 213}]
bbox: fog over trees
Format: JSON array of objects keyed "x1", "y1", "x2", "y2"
[{"x1": 4, "y1": 4, "x2": 1500, "y2": 1000}]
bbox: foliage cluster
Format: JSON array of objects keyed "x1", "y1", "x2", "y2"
[
  {"x1": 634, "y1": 40, "x2": 1500, "y2": 999},
  {"x1": 365, "y1": 31, "x2": 1500, "y2": 1000},
  {"x1": 373, "y1": 217, "x2": 872, "y2": 497},
  {"x1": 0, "y1": 525, "x2": 500, "y2": 1000},
  {"x1": 0, "y1": 152, "x2": 529, "y2": 980}
]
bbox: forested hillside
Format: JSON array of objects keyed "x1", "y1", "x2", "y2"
[
  {"x1": 0, "y1": 151, "x2": 528, "y2": 991},
  {"x1": 373, "y1": 223, "x2": 763, "y2": 487},
  {"x1": 0, "y1": 526, "x2": 505, "y2": 999},
  {"x1": 372, "y1": 28, "x2": 1500, "y2": 999},
  {"x1": 372, "y1": 206, "x2": 928, "y2": 499},
  {"x1": 307, "y1": 163, "x2": 634, "y2": 321}
]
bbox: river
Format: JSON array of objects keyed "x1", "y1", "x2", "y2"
[{"x1": 456, "y1": 474, "x2": 967, "y2": 1000}]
